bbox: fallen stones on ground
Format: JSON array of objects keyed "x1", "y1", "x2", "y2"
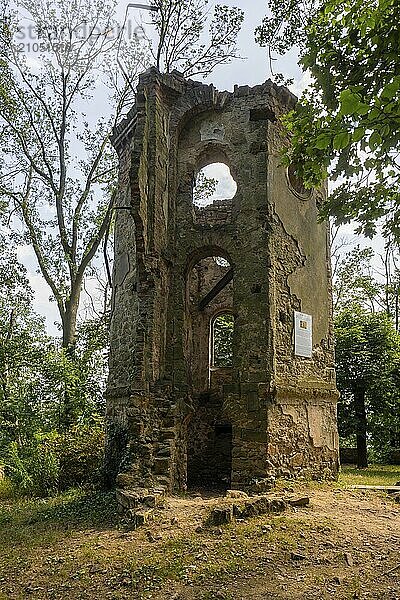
[
  {"x1": 208, "y1": 496, "x2": 287, "y2": 526},
  {"x1": 116, "y1": 487, "x2": 166, "y2": 528},
  {"x1": 344, "y1": 552, "x2": 354, "y2": 567},
  {"x1": 209, "y1": 507, "x2": 233, "y2": 525},
  {"x1": 235, "y1": 497, "x2": 287, "y2": 519},
  {"x1": 289, "y1": 497, "x2": 310, "y2": 507},
  {"x1": 225, "y1": 489, "x2": 248, "y2": 499}
]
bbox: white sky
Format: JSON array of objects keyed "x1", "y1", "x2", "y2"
[{"x1": 13, "y1": 0, "x2": 382, "y2": 334}]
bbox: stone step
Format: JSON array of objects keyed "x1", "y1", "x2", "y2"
[
  {"x1": 159, "y1": 428, "x2": 176, "y2": 441},
  {"x1": 154, "y1": 457, "x2": 171, "y2": 475}
]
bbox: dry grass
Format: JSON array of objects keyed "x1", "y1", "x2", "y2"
[{"x1": 0, "y1": 467, "x2": 399, "y2": 599}]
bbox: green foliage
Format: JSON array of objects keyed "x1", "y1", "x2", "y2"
[
  {"x1": 257, "y1": 0, "x2": 400, "y2": 242},
  {"x1": 0, "y1": 9, "x2": 14, "y2": 111},
  {"x1": 193, "y1": 171, "x2": 218, "y2": 206},
  {"x1": 335, "y1": 306, "x2": 400, "y2": 462},
  {"x1": 336, "y1": 308, "x2": 399, "y2": 396},
  {"x1": 0, "y1": 231, "x2": 107, "y2": 496},
  {"x1": 3, "y1": 425, "x2": 104, "y2": 497},
  {"x1": 213, "y1": 313, "x2": 234, "y2": 368},
  {"x1": 333, "y1": 246, "x2": 380, "y2": 312},
  {"x1": 256, "y1": 0, "x2": 319, "y2": 55},
  {"x1": 6, "y1": 433, "x2": 60, "y2": 497},
  {"x1": 0, "y1": 0, "x2": 144, "y2": 352},
  {"x1": 57, "y1": 423, "x2": 105, "y2": 490}
]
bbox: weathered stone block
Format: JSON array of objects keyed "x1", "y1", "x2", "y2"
[{"x1": 209, "y1": 507, "x2": 233, "y2": 525}]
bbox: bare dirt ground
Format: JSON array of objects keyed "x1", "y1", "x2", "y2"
[{"x1": 0, "y1": 481, "x2": 399, "y2": 600}]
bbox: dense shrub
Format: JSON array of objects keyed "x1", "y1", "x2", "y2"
[
  {"x1": 5, "y1": 433, "x2": 60, "y2": 497},
  {"x1": 3, "y1": 425, "x2": 105, "y2": 497},
  {"x1": 58, "y1": 424, "x2": 105, "y2": 490}
]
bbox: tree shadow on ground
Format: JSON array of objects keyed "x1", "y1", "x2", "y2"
[{"x1": 0, "y1": 488, "x2": 119, "y2": 550}]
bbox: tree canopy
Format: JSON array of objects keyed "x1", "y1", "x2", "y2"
[
  {"x1": 150, "y1": 0, "x2": 244, "y2": 78},
  {"x1": 257, "y1": 0, "x2": 400, "y2": 242},
  {"x1": 335, "y1": 306, "x2": 400, "y2": 467}
]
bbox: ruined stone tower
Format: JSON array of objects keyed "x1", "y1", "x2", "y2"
[{"x1": 105, "y1": 68, "x2": 339, "y2": 495}]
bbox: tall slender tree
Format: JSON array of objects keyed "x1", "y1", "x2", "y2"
[
  {"x1": 335, "y1": 307, "x2": 400, "y2": 468},
  {"x1": 0, "y1": 0, "x2": 147, "y2": 354}
]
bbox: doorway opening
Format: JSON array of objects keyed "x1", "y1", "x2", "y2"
[{"x1": 186, "y1": 251, "x2": 234, "y2": 489}]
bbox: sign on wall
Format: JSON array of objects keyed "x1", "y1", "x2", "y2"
[{"x1": 294, "y1": 311, "x2": 313, "y2": 358}]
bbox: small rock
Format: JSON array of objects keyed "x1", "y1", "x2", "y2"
[
  {"x1": 130, "y1": 509, "x2": 151, "y2": 528},
  {"x1": 146, "y1": 531, "x2": 156, "y2": 543},
  {"x1": 344, "y1": 552, "x2": 354, "y2": 567},
  {"x1": 121, "y1": 575, "x2": 132, "y2": 587},
  {"x1": 289, "y1": 497, "x2": 310, "y2": 507},
  {"x1": 226, "y1": 489, "x2": 248, "y2": 499},
  {"x1": 89, "y1": 565, "x2": 102, "y2": 574},
  {"x1": 143, "y1": 494, "x2": 157, "y2": 508},
  {"x1": 209, "y1": 507, "x2": 233, "y2": 525},
  {"x1": 291, "y1": 552, "x2": 307, "y2": 561}
]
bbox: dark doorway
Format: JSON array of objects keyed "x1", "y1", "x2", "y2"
[{"x1": 187, "y1": 413, "x2": 233, "y2": 489}]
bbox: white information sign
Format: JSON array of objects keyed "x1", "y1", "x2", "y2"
[{"x1": 294, "y1": 311, "x2": 312, "y2": 358}]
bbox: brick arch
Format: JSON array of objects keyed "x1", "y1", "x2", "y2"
[
  {"x1": 170, "y1": 86, "x2": 231, "y2": 136},
  {"x1": 183, "y1": 246, "x2": 233, "y2": 277}
]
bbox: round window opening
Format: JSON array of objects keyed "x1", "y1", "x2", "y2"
[
  {"x1": 287, "y1": 164, "x2": 312, "y2": 199},
  {"x1": 193, "y1": 163, "x2": 237, "y2": 207}
]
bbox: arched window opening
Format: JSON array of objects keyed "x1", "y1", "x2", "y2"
[
  {"x1": 193, "y1": 163, "x2": 237, "y2": 207},
  {"x1": 212, "y1": 313, "x2": 234, "y2": 368},
  {"x1": 212, "y1": 256, "x2": 230, "y2": 267}
]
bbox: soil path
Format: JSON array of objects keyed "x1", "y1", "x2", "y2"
[{"x1": 0, "y1": 485, "x2": 399, "y2": 600}]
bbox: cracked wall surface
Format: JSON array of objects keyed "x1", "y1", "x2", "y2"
[{"x1": 105, "y1": 68, "x2": 339, "y2": 494}]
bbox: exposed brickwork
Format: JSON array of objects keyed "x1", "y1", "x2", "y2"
[{"x1": 105, "y1": 68, "x2": 339, "y2": 495}]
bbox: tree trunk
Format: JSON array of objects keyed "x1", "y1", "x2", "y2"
[
  {"x1": 62, "y1": 277, "x2": 83, "y2": 351},
  {"x1": 62, "y1": 302, "x2": 78, "y2": 354},
  {"x1": 60, "y1": 280, "x2": 82, "y2": 428},
  {"x1": 354, "y1": 388, "x2": 368, "y2": 468}
]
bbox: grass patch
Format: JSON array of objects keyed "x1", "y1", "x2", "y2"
[
  {"x1": 339, "y1": 464, "x2": 400, "y2": 487},
  {"x1": 123, "y1": 515, "x2": 305, "y2": 597},
  {"x1": 0, "y1": 478, "x2": 14, "y2": 500},
  {"x1": 0, "y1": 487, "x2": 118, "y2": 564}
]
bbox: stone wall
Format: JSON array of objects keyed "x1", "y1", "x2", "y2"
[{"x1": 105, "y1": 68, "x2": 339, "y2": 494}]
